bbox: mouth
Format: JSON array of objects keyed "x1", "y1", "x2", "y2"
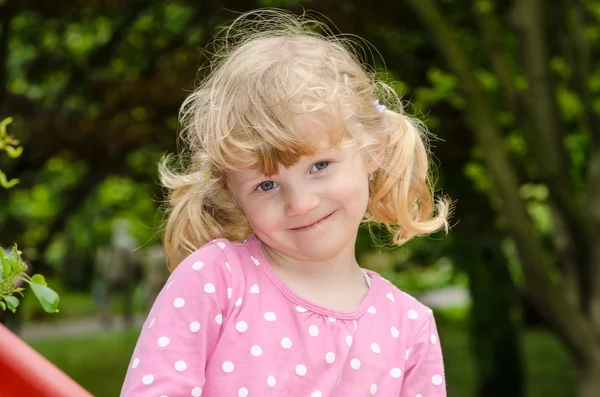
[{"x1": 290, "y1": 211, "x2": 335, "y2": 231}]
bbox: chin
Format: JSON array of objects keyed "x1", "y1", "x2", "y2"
[{"x1": 293, "y1": 235, "x2": 352, "y2": 261}]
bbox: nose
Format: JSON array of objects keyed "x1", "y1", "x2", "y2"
[{"x1": 283, "y1": 185, "x2": 320, "y2": 218}]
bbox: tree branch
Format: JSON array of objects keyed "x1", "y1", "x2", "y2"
[
  {"x1": 509, "y1": 0, "x2": 571, "y2": 180},
  {"x1": 402, "y1": 0, "x2": 591, "y2": 358},
  {"x1": 509, "y1": 0, "x2": 596, "y2": 314},
  {"x1": 565, "y1": 0, "x2": 600, "y2": 329}
]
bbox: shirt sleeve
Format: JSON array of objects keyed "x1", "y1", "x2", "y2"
[
  {"x1": 400, "y1": 312, "x2": 447, "y2": 397},
  {"x1": 120, "y1": 242, "x2": 233, "y2": 397}
]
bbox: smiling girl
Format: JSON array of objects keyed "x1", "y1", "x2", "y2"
[{"x1": 121, "y1": 9, "x2": 450, "y2": 397}]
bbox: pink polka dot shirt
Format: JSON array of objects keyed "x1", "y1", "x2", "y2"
[{"x1": 120, "y1": 236, "x2": 447, "y2": 396}]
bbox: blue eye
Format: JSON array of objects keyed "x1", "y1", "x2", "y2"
[
  {"x1": 311, "y1": 161, "x2": 330, "y2": 172},
  {"x1": 256, "y1": 181, "x2": 277, "y2": 192}
]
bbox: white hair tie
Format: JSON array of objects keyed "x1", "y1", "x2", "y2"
[{"x1": 373, "y1": 99, "x2": 387, "y2": 115}]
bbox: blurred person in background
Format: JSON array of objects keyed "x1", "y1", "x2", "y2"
[
  {"x1": 95, "y1": 219, "x2": 140, "y2": 329},
  {"x1": 141, "y1": 243, "x2": 169, "y2": 311}
]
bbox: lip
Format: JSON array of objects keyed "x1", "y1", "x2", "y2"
[{"x1": 290, "y1": 211, "x2": 335, "y2": 231}]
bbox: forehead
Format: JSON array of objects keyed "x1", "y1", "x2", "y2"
[{"x1": 223, "y1": 111, "x2": 350, "y2": 175}]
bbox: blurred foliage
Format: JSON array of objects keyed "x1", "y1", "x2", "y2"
[{"x1": 0, "y1": 117, "x2": 59, "y2": 313}]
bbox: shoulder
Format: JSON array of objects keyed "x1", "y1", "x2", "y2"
[
  {"x1": 369, "y1": 271, "x2": 435, "y2": 340},
  {"x1": 169, "y1": 236, "x2": 258, "y2": 289}
]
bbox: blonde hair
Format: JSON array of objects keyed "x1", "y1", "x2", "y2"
[{"x1": 160, "y1": 9, "x2": 450, "y2": 269}]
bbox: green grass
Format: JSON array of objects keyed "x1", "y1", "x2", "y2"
[
  {"x1": 29, "y1": 318, "x2": 577, "y2": 397},
  {"x1": 22, "y1": 281, "x2": 147, "y2": 323},
  {"x1": 31, "y1": 330, "x2": 140, "y2": 397},
  {"x1": 22, "y1": 282, "x2": 97, "y2": 322}
]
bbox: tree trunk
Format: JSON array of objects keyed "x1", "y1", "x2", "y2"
[
  {"x1": 577, "y1": 351, "x2": 600, "y2": 397},
  {"x1": 457, "y1": 237, "x2": 524, "y2": 397}
]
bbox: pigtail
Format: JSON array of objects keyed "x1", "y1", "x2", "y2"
[
  {"x1": 159, "y1": 159, "x2": 250, "y2": 271},
  {"x1": 365, "y1": 110, "x2": 449, "y2": 245}
]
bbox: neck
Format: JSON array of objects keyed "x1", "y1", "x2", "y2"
[{"x1": 261, "y1": 235, "x2": 363, "y2": 286}]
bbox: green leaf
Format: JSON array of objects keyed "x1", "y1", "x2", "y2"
[
  {"x1": 0, "y1": 117, "x2": 13, "y2": 135},
  {"x1": 0, "y1": 301, "x2": 5, "y2": 311},
  {"x1": 2, "y1": 295, "x2": 20, "y2": 312},
  {"x1": 0, "y1": 170, "x2": 19, "y2": 188},
  {"x1": 29, "y1": 281, "x2": 60, "y2": 313},
  {"x1": 30, "y1": 273, "x2": 47, "y2": 286},
  {"x1": 4, "y1": 145, "x2": 23, "y2": 158}
]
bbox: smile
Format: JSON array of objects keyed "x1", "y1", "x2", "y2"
[{"x1": 290, "y1": 211, "x2": 335, "y2": 231}]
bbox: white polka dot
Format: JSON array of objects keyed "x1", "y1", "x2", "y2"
[
  {"x1": 251, "y1": 345, "x2": 262, "y2": 356},
  {"x1": 175, "y1": 360, "x2": 187, "y2": 371},
  {"x1": 370, "y1": 384, "x2": 377, "y2": 395},
  {"x1": 222, "y1": 361, "x2": 234, "y2": 373},
  {"x1": 295, "y1": 364, "x2": 307, "y2": 376},
  {"x1": 408, "y1": 309, "x2": 419, "y2": 320},
  {"x1": 238, "y1": 387, "x2": 248, "y2": 397},
  {"x1": 371, "y1": 343, "x2": 381, "y2": 354},
  {"x1": 148, "y1": 318, "x2": 155, "y2": 328},
  {"x1": 325, "y1": 352, "x2": 335, "y2": 363},
  {"x1": 157, "y1": 336, "x2": 170, "y2": 347},
  {"x1": 431, "y1": 334, "x2": 438, "y2": 344},
  {"x1": 227, "y1": 288, "x2": 232, "y2": 299},
  {"x1": 391, "y1": 326, "x2": 399, "y2": 338},
  {"x1": 390, "y1": 368, "x2": 402, "y2": 378},
  {"x1": 311, "y1": 392, "x2": 322, "y2": 397},
  {"x1": 251, "y1": 256, "x2": 260, "y2": 265},
  {"x1": 250, "y1": 284, "x2": 260, "y2": 293},
  {"x1": 416, "y1": 395, "x2": 422, "y2": 397},
  {"x1": 264, "y1": 311, "x2": 276, "y2": 321},
  {"x1": 296, "y1": 305, "x2": 307, "y2": 312},
  {"x1": 346, "y1": 335, "x2": 353, "y2": 347},
  {"x1": 225, "y1": 262, "x2": 231, "y2": 271},
  {"x1": 190, "y1": 322, "x2": 200, "y2": 332},
  {"x1": 328, "y1": 316, "x2": 336, "y2": 322},
  {"x1": 267, "y1": 375, "x2": 276, "y2": 387},
  {"x1": 192, "y1": 261, "x2": 203, "y2": 270},
  {"x1": 281, "y1": 337, "x2": 292, "y2": 348},
  {"x1": 368, "y1": 306, "x2": 376, "y2": 314},
  {"x1": 350, "y1": 358, "x2": 361, "y2": 369},
  {"x1": 308, "y1": 325, "x2": 319, "y2": 337},
  {"x1": 173, "y1": 298, "x2": 185, "y2": 308},
  {"x1": 215, "y1": 314, "x2": 223, "y2": 325},
  {"x1": 217, "y1": 242, "x2": 226, "y2": 249},
  {"x1": 191, "y1": 387, "x2": 202, "y2": 397},
  {"x1": 235, "y1": 297, "x2": 243, "y2": 306},
  {"x1": 406, "y1": 348, "x2": 412, "y2": 359},
  {"x1": 142, "y1": 374, "x2": 154, "y2": 385},
  {"x1": 166, "y1": 280, "x2": 174, "y2": 289},
  {"x1": 204, "y1": 283, "x2": 215, "y2": 293},
  {"x1": 432, "y1": 374, "x2": 443, "y2": 385},
  {"x1": 131, "y1": 358, "x2": 139, "y2": 369},
  {"x1": 236, "y1": 321, "x2": 248, "y2": 332},
  {"x1": 386, "y1": 292, "x2": 395, "y2": 302}
]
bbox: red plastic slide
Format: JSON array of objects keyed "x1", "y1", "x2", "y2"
[{"x1": 0, "y1": 323, "x2": 93, "y2": 397}]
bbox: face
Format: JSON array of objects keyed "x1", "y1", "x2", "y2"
[{"x1": 226, "y1": 123, "x2": 374, "y2": 266}]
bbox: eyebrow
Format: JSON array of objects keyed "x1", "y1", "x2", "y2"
[{"x1": 233, "y1": 149, "x2": 342, "y2": 187}]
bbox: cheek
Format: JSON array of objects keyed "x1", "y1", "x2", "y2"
[
  {"x1": 242, "y1": 201, "x2": 279, "y2": 232},
  {"x1": 328, "y1": 175, "x2": 370, "y2": 209}
]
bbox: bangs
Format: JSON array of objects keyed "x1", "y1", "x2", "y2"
[{"x1": 218, "y1": 108, "x2": 349, "y2": 176}]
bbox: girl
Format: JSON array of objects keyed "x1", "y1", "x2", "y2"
[{"x1": 121, "y1": 9, "x2": 450, "y2": 397}]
